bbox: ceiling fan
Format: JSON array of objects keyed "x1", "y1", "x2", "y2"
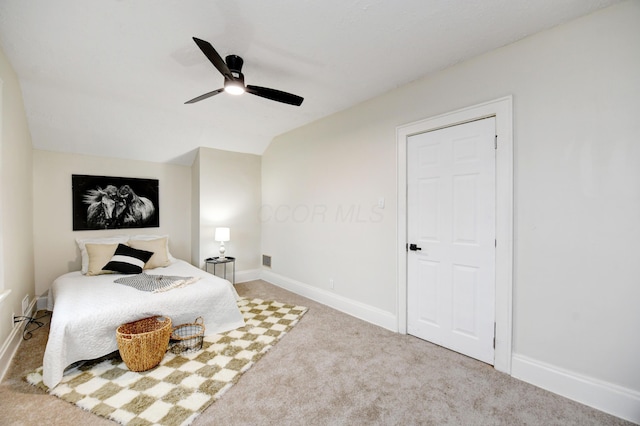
[{"x1": 185, "y1": 37, "x2": 304, "y2": 106}]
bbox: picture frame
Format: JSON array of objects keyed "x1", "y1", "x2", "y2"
[{"x1": 72, "y1": 174, "x2": 159, "y2": 231}]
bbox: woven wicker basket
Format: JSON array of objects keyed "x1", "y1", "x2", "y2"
[
  {"x1": 170, "y1": 317, "x2": 205, "y2": 353},
  {"x1": 116, "y1": 316, "x2": 172, "y2": 372}
]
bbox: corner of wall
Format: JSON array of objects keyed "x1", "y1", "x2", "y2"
[
  {"x1": 191, "y1": 149, "x2": 201, "y2": 266},
  {"x1": 261, "y1": 269, "x2": 397, "y2": 332}
]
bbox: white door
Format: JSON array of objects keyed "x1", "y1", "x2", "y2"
[{"x1": 407, "y1": 117, "x2": 496, "y2": 364}]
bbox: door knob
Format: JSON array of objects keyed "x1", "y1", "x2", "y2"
[{"x1": 408, "y1": 243, "x2": 422, "y2": 251}]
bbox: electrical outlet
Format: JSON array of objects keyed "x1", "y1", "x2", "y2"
[
  {"x1": 11, "y1": 312, "x2": 16, "y2": 329},
  {"x1": 329, "y1": 278, "x2": 334, "y2": 289}
]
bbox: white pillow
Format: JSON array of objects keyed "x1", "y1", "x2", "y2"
[
  {"x1": 76, "y1": 235, "x2": 130, "y2": 274},
  {"x1": 128, "y1": 234, "x2": 176, "y2": 262}
]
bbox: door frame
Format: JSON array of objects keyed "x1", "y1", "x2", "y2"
[{"x1": 396, "y1": 96, "x2": 513, "y2": 373}]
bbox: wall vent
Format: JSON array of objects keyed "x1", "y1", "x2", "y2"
[
  {"x1": 22, "y1": 295, "x2": 30, "y2": 316},
  {"x1": 262, "y1": 255, "x2": 272, "y2": 268}
]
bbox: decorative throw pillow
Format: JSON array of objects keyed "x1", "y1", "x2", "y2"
[
  {"x1": 129, "y1": 234, "x2": 176, "y2": 262},
  {"x1": 76, "y1": 235, "x2": 129, "y2": 274},
  {"x1": 128, "y1": 237, "x2": 171, "y2": 269},
  {"x1": 102, "y1": 244, "x2": 154, "y2": 274},
  {"x1": 85, "y1": 243, "x2": 120, "y2": 276}
]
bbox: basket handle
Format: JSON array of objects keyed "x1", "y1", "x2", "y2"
[{"x1": 195, "y1": 316, "x2": 204, "y2": 325}]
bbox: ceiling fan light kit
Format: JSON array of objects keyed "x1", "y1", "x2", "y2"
[
  {"x1": 186, "y1": 37, "x2": 303, "y2": 106},
  {"x1": 224, "y1": 79, "x2": 245, "y2": 95}
]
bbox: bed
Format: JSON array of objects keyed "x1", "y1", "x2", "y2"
[{"x1": 42, "y1": 235, "x2": 245, "y2": 388}]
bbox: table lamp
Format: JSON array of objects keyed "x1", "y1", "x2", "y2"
[{"x1": 215, "y1": 227, "x2": 230, "y2": 259}]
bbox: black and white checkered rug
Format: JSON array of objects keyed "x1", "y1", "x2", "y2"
[{"x1": 26, "y1": 298, "x2": 308, "y2": 426}]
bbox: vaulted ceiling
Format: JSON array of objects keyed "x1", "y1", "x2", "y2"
[{"x1": 0, "y1": 0, "x2": 622, "y2": 165}]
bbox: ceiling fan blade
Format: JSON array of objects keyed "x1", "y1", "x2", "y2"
[
  {"x1": 192, "y1": 37, "x2": 234, "y2": 81},
  {"x1": 184, "y1": 88, "x2": 224, "y2": 104},
  {"x1": 246, "y1": 85, "x2": 304, "y2": 106}
]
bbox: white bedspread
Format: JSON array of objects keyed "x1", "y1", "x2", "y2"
[{"x1": 42, "y1": 260, "x2": 245, "y2": 388}]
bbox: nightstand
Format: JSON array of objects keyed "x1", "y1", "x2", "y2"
[{"x1": 205, "y1": 256, "x2": 236, "y2": 284}]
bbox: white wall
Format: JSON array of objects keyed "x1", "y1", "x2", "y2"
[
  {"x1": 0, "y1": 45, "x2": 34, "y2": 378},
  {"x1": 262, "y1": 0, "x2": 640, "y2": 415},
  {"x1": 262, "y1": 112, "x2": 396, "y2": 311},
  {"x1": 193, "y1": 147, "x2": 262, "y2": 278},
  {"x1": 32, "y1": 150, "x2": 191, "y2": 296}
]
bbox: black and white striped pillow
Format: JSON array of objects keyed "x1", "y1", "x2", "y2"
[{"x1": 102, "y1": 244, "x2": 154, "y2": 274}]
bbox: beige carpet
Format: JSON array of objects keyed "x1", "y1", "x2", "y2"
[{"x1": 0, "y1": 280, "x2": 632, "y2": 425}]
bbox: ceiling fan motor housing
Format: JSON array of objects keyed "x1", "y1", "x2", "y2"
[
  {"x1": 225, "y1": 54, "x2": 245, "y2": 92},
  {"x1": 226, "y1": 55, "x2": 244, "y2": 74}
]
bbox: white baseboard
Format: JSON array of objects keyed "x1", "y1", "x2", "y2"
[
  {"x1": 258, "y1": 272, "x2": 639, "y2": 423},
  {"x1": 235, "y1": 269, "x2": 261, "y2": 284},
  {"x1": 511, "y1": 353, "x2": 640, "y2": 424},
  {"x1": 0, "y1": 298, "x2": 37, "y2": 382},
  {"x1": 260, "y1": 270, "x2": 397, "y2": 331},
  {"x1": 0, "y1": 322, "x2": 23, "y2": 382}
]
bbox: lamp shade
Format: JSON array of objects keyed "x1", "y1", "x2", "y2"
[{"x1": 215, "y1": 227, "x2": 230, "y2": 242}]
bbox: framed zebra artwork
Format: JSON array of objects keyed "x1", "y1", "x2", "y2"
[{"x1": 72, "y1": 174, "x2": 159, "y2": 231}]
